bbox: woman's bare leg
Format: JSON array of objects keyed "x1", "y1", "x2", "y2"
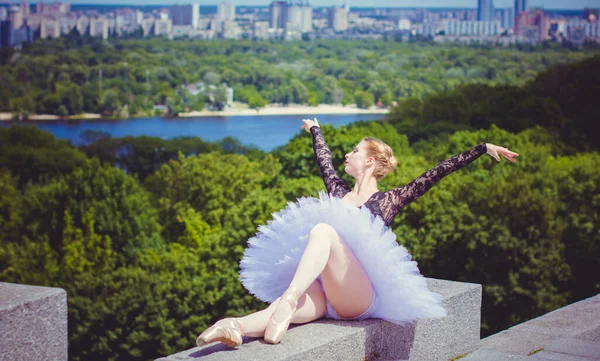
[
  {"x1": 240, "y1": 280, "x2": 327, "y2": 337},
  {"x1": 198, "y1": 280, "x2": 327, "y2": 345},
  {"x1": 266, "y1": 223, "x2": 374, "y2": 342},
  {"x1": 288, "y1": 223, "x2": 373, "y2": 318},
  {"x1": 319, "y1": 225, "x2": 374, "y2": 319}
]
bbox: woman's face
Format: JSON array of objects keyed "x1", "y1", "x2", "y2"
[{"x1": 344, "y1": 141, "x2": 372, "y2": 177}]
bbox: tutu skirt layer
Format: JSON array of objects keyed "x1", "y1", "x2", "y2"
[{"x1": 239, "y1": 191, "x2": 447, "y2": 324}]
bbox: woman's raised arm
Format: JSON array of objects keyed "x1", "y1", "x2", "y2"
[
  {"x1": 301, "y1": 119, "x2": 350, "y2": 197},
  {"x1": 388, "y1": 143, "x2": 513, "y2": 212}
]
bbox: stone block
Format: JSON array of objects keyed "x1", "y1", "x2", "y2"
[{"x1": 0, "y1": 282, "x2": 68, "y2": 361}]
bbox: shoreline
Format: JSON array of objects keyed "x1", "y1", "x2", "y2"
[
  {"x1": 178, "y1": 104, "x2": 390, "y2": 117},
  {"x1": 0, "y1": 104, "x2": 390, "y2": 122}
]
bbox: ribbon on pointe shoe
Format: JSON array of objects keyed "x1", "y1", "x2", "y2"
[{"x1": 264, "y1": 286, "x2": 302, "y2": 344}]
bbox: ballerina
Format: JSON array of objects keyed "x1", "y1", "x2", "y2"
[{"x1": 197, "y1": 117, "x2": 519, "y2": 346}]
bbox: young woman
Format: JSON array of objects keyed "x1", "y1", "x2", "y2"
[{"x1": 197, "y1": 118, "x2": 519, "y2": 346}]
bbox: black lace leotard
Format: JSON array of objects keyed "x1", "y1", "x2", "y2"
[{"x1": 310, "y1": 126, "x2": 487, "y2": 227}]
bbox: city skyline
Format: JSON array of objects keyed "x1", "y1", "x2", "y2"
[{"x1": 4, "y1": 0, "x2": 598, "y2": 10}]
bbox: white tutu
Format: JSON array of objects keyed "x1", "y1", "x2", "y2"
[{"x1": 239, "y1": 191, "x2": 447, "y2": 324}]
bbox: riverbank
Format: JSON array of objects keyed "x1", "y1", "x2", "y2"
[
  {"x1": 0, "y1": 113, "x2": 102, "y2": 121},
  {"x1": 0, "y1": 104, "x2": 390, "y2": 122},
  {"x1": 178, "y1": 104, "x2": 390, "y2": 117}
]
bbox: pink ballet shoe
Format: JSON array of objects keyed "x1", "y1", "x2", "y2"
[
  {"x1": 264, "y1": 286, "x2": 301, "y2": 344},
  {"x1": 196, "y1": 318, "x2": 245, "y2": 348}
]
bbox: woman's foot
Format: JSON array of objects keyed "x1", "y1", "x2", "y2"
[
  {"x1": 264, "y1": 286, "x2": 302, "y2": 344},
  {"x1": 196, "y1": 318, "x2": 245, "y2": 348}
]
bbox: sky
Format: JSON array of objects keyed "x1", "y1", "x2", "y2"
[{"x1": 15, "y1": 1, "x2": 598, "y2": 10}]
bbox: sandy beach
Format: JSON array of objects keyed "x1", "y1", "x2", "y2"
[
  {"x1": 178, "y1": 104, "x2": 390, "y2": 117},
  {"x1": 1, "y1": 104, "x2": 389, "y2": 122},
  {"x1": 0, "y1": 113, "x2": 103, "y2": 121}
]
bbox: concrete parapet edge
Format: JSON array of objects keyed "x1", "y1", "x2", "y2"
[{"x1": 158, "y1": 278, "x2": 482, "y2": 361}]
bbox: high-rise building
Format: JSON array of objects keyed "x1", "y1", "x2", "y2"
[
  {"x1": 478, "y1": 0, "x2": 494, "y2": 22},
  {"x1": 9, "y1": 5, "x2": 23, "y2": 29},
  {"x1": 301, "y1": 3, "x2": 312, "y2": 32},
  {"x1": 515, "y1": 11, "x2": 529, "y2": 34},
  {"x1": 1, "y1": 20, "x2": 13, "y2": 47},
  {"x1": 154, "y1": 15, "x2": 173, "y2": 36},
  {"x1": 217, "y1": 2, "x2": 236, "y2": 22},
  {"x1": 76, "y1": 16, "x2": 89, "y2": 35},
  {"x1": 0, "y1": 8, "x2": 7, "y2": 21},
  {"x1": 287, "y1": 3, "x2": 302, "y2": 31},
  {"x1": 328, "y1": 5, "x2": 348, "y2": 32},
  {"x1": 90, "y1": 17, "x2": 109, "y2": 39},
  {"x1": 40, "y1": 17, "x2": 60, "y2": 39},
  {"x1": 170, "y1": 4, "x2": 199, "y2": 29},
  {"x1": 221, "y1": 20, "x2": 239, "y2": 39},
  {"x1": 270, "y1": 1, "x2": 288, "y2": 29},
  {"x1": 20, "y1": 2, "x2": 30, "y2": 17},
  {"x1": 12, "y1": 24, "x2": 32, "y2": 46},
  {"x1": 515, "y1": 0, "x2": 528, "y2": 14},
  {"x1": 502, "y1": 7, "x2": 514, "y2": 29},
  {"x1": 531, "y1": 10, "x2": 550, "y2": 41}
]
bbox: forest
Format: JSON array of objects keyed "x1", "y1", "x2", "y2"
[
  {"x1": 0, "y1": 46, "x2": 599, "y2": 360},
  {"x1": 1, "y1": 35, "x2": 599, "y2": 117}
]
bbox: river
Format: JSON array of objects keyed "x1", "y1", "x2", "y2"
[{"x1": 1, "y1": 113, "x2": 386, "y2": 151}]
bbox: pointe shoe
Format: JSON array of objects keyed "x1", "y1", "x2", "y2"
[
  {"x1": 264, "y1": 287, "x2": 301, "y2": 344},
  {"x1": 196, "y1": 318, "x2": 245, "y2": 348}
]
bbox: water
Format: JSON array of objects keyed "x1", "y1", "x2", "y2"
[{"x1": 1, "y1": 114, "x2": 386, "y2": 152}]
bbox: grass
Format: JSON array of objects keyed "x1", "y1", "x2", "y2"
[
  {"x1": 450, "y1": 353, "x2": 468, "y2": 361},
  {"x1": 527, "y1": 348, "x2": 544, "y2": 355}
]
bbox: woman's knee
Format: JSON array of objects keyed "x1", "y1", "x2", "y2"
[{"x1": 309, "y1": 223, "x2": 338, "y2": 242}]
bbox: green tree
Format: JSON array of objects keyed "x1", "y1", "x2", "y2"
[{"x1": 354, "y1": 90, "x2": 374, "y2": 109}]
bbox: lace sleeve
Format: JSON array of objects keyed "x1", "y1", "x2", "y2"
[
  {"x1": 310, "y1": 126, "x2": 350, "y2": 197},
  {"x1": 389, "y1": 143, "x2": 487, "y2": 211}
]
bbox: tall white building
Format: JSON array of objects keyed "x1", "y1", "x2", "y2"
[
  {"x1": 155, "y1": 12, "x2": 173, "y2": 36},
  {"x1": 76, "y1": 15, "x2": 89, "y2": 35},
  {"x1": 90, "y1": 17, "x2": 109, "y2": 39},
  {"x1": 270, "y1": 1, "x2": 288, "y2": 29},
  {"x1": 253, "y1": 21, "x2": 270, "y2": 39},
  {"x1": 328, "y1": 5, "x2": 348, "y2": 32},
  {"x1": 301, "y1": 3, "x2": 312, "y2": 32},
  {"x1": 287, "y1": 1, "x2": 312, "y2": 33},
  {"x1": 217, "y1": 2, "x2": 235, "y2": 22},
  {"x1": 222, "y1": 19, "x2": 239, "y2": 39},
  {"x1": 40, "y1": 18, "x2": 60, "y2": 39},
  {"x1": 286, "y1": 3, "x2": 302, "y2": 31},
  {"x1": 9, "y1": 5, "x2": 23, "y2": 29},
  {"x1": 20, "y1": 1, "x2": 30, "y2": 17}
]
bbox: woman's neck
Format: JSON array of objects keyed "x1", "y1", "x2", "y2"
[{"x1": 351, "y1": 173, "x2": 379, "y2": 196}]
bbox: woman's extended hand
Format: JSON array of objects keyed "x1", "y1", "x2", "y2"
[
  {"x1": 301, "y1": 118, "x2": 320, "y2": 133},
  {"x1": 486, "y1": 143, "x2": 519, "y2": 163}
]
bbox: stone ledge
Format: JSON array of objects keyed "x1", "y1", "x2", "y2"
[
  {"x1": 463, "y1": 293, "x2": 600, "y2": 361},
  {"x1": 0, "y1": 282, "x2": 68, "y2": 361},
  {"x1": 157, "y1": 278, "x2": 482, "y2": 361}
]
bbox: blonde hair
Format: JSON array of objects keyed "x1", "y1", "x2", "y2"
[{"x1": 362, "y1": 137, "x2": 398, "y2": 180}]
